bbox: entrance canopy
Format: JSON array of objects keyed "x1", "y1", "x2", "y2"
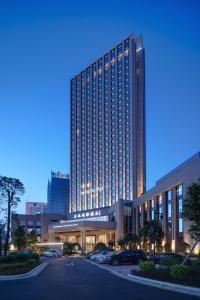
[{"x1": 49, "y1": 220, "x2": 116, "y2": 233}]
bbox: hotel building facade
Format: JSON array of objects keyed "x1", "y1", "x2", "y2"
[
  {"x1": 48, "y1": 152, "x2": 200, "y2": 253},
  {"x1": 12, "y1": 34, "x2": 200, "y2": 254},
  {"x1": 70, "y1": 33, "x2": 146, "y2": 215}
]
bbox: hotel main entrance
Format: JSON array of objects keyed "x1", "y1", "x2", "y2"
[
  {"x1": 49, "y1": 220, "x2": 116, "y2": 252},
  {"x1": 86, "y1": 236, "x2": 96, "y2": 252}
]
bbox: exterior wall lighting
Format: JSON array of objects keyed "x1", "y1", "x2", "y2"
[{"x1": 171, "y1": 240, "x2": 175, "y2": 252}]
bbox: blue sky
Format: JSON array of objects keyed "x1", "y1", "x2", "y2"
[{"x1": 0, "y1": 0, "x2": 200, "y2": 214}]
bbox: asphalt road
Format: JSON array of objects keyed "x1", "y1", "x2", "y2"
[{"x1": 0, "y1": 257, "x2": 197, "y2": 300}]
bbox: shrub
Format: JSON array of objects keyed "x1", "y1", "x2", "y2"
[
  {"x1": 190, "y1": 258, "x2": 200, "y2": 275},
  {"x1": 0, "y1": 252, "x2": 39, "y2": 264},
  {"x1": 28, "y1": 253, "x2": 39, "y2": 262},
  {"x1": 63, "y1": 242, "x2": 73, "y2": 255},
  {"x1": 140, "y1": 261, "x2": 155, "y2": 272},
  {"x1": 72, "y1": 243, "x2": 81, "y2": 252},
  {"x1": 0, "y1": 259, "x2": 39, "y2": 275},
  {"x1": 170, "y1": 264, "x2": 190, "y2": 280},
  {"x1": 160, "y1": 255, "x2": 183, "y2": 267},
  {"x1": 94, "y1": 242, "x2": 107, "y2": 252}
]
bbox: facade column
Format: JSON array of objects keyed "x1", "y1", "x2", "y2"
[
  {"x1": 135, "y1": 206, "x2": 139, "y2": 235},
  {"x1": 132, "y1": 207, "x2": 136, "y2": 234},
  {"x1": 140, "y1": 205, "x2": 144, "y2": 229},
  {"x1": 109, "y1": 231, "x2": 113, "y2": 243},
  {"x1": 147, "y1": 201, "x2": 151, "y2": 222},
  {"x1": 81, "y1": 228, "x2": 86, "y2": 254}
]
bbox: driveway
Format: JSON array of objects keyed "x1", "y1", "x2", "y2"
[{"x1": 0, "y1": 256, "x2": 197, "y2": 300}]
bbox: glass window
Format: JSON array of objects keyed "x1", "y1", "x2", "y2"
[
  {"x1": 151, "y1": 199, "x2": 154, "y2": 220},
  {"x1": 167, "y1": 190, "x2": 172, "y2": 240},
  {"x1": 176, "y1": 184, "x2": 183, "y2": 233}
]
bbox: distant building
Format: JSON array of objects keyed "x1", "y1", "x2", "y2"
[
  {"x1": 47, "y1": 172, "x2": 70, "y2": 216},
  {"x1": 25, "y1": 202, "x2": 47, "y2": 215},
  {"x1": 12, "y1": 213, "x2": 65, "y2": 241}
]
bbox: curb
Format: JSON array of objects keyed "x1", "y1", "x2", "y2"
[
  {"x1": 0, "y1": 262, "x2": 48, "y2": 281},
  {"x1": 86, "y1": 260, "x2": 200, "y2": 297},
  {"x1": 127, "y1": 274, "x2": 200, "y2": 298}
]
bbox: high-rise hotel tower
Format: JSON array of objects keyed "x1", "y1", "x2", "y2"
[{"x1": 70, "y1": 33, "x2": 146, "y2": 213}]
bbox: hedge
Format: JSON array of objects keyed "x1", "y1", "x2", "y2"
[
  {"x1": 0, "y1": 253, "x2": 39, "y2": 264},
  {"x1": 0, "y1": 259, "x2": 39, "y2": 275}
]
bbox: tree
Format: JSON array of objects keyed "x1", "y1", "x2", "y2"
[
  {"x1": 182, "y1": 180, "x2": 200, "y2": 264},
  {"x1": 0, "y1": 222, "x2": 5, "y2": 256},
  {"x1": 94, "y1": 242, "x2": 107, "y2": 252},
  {"x1": 117, "y1": 237, "x2": 127, "y2": 249},
  {"x1": 13, "y1": 226, "x2": 27, "y2": 250},
  {"x1": 63, "y1": 241, "x2": 73, "y2": 255},
  {"x1": 27, "y1": 230, "x2": 38, "y2": 250},
  {"x1": 124, "y1": 233, "x2": 140, "y2": 250},
  {"x1": 0, "y1": 176, "x2": 25, "y2": 255},
  {"x1": 140, "y1": 221, "x2": 164, "y2": 258},
  {"x1": 108, "y1": 239, "x2": 115, "y2": 249}
]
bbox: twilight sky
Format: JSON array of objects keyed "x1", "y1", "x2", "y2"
[{"x1": 0, "y1": 0, "x2": 200, "y2": 214}]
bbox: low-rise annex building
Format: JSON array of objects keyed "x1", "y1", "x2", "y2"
[{"x1": 132, "y1": 151, "x2": 200, "y2": 253}]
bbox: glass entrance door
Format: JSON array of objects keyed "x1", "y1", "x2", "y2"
[{"x1": 86, "y1": 236, "x2": 96, "y2": 252}]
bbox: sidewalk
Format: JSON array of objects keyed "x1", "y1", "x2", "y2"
[
  {"x1": 87, "y1": 260, "x2": 200, "y2": 297},
  {"x1": 91, "y1": 262, "x2": 139, "y2": 276}
]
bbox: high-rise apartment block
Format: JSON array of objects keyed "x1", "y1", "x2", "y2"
[
  {"x1": 70, "y1": 33, "x2": 146, "y2": 213},
  {"x1": 47, "y1": 172, "x2": 70, "y2": 216}
]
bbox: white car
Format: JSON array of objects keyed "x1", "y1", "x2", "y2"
[
  {"x1": 91, "y1": 251, "x2": 111, "y2": 262},
  {"x1": 43, "y1": 249, "x2": 62, "y2": 258},
  {"x1": 96, "y1": 251, "x2": 113, "y2": 263}
]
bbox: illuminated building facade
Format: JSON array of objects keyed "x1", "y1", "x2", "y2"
[
  {"x1": 70, "y1": 33, "x2": 146, "y2": 214},
  {"x1": 47, "y1": 172, "x2": 70, "y2": 216},
  {"x1": 133, "y1": 152, "x2": 200, "y2": 253}
]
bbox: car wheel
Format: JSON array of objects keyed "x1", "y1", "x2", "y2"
[{"x1": 112, "y1": 259, "x2": 119, "y2": 266}]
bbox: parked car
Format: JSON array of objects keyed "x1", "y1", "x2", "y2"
[
  {"x1": 97, "y1": 251, "x2": 114, "y2": 264},
  {"x1": 105, "y1": 249, "x2": 146, "y2": 266},
  {"x1": 91, "y1": 251, "x2": 112, "y2": 262},
  {"x1": 86, "y1": 251, "x2": 99, "y2": 259},
  {"x1": 43, "y1": 249, "x2": 62, "y2": 258},
  {"x1": 90, "y1": 251, "x2": 106, "y2": 261}
]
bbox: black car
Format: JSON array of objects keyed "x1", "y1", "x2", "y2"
[{"x1": 105, "y1": 249, "x2": 146, "y2": 266}]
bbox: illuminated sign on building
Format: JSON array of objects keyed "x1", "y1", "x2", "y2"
[{"x1": 74, "y1": 210, "x2": 101, "y2": 219}]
